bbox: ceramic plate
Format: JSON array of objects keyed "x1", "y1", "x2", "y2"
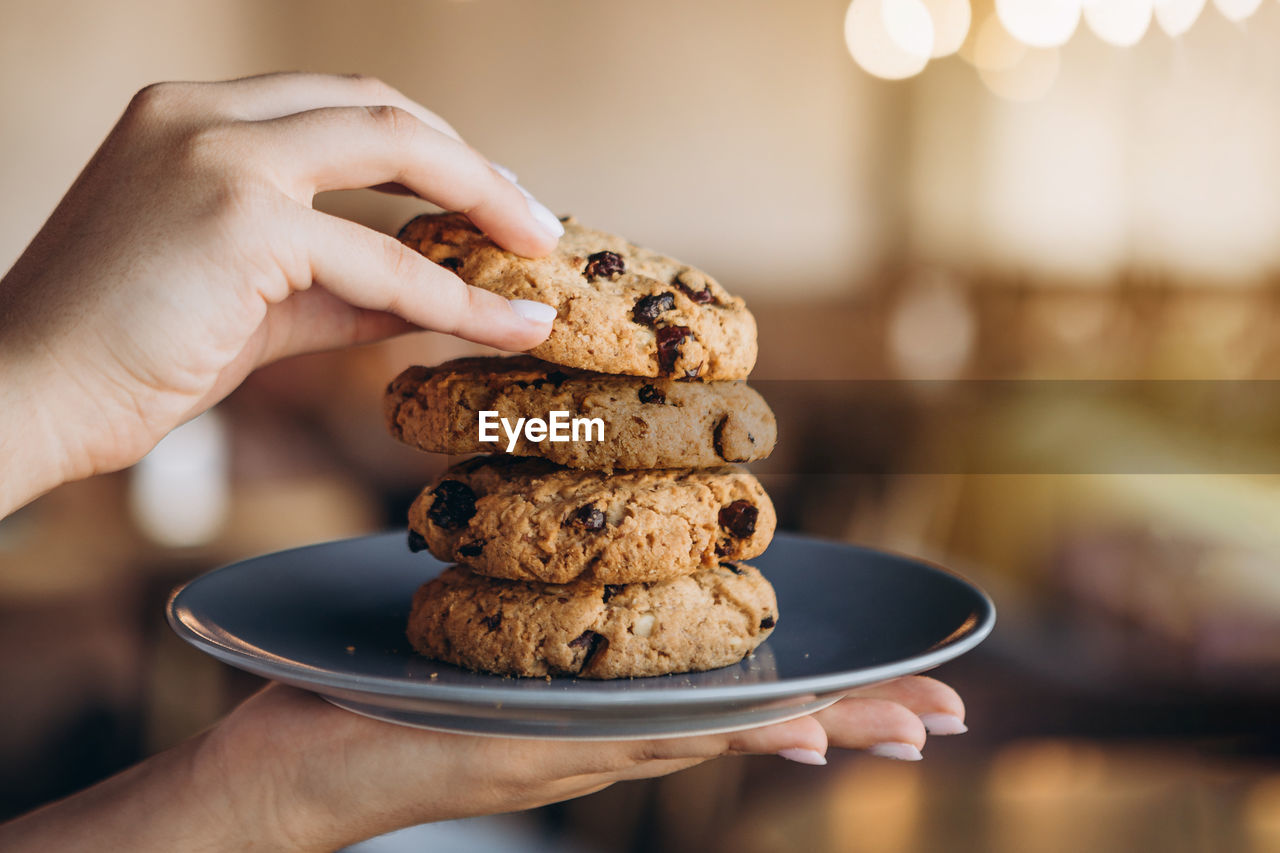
[{"x1": 167, "y1": 532, "x2": 994, "y2": 739}]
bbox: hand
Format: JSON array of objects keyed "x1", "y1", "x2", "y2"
[
  {"x1": 0, "y1": 73, "x2": 563, "y2": 513},
  {"x1": 191, "y1": 677, "x2": 965, "y2": 850}
]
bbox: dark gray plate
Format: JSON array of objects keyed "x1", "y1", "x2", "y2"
[{"x1": 167, "y1": 532, "x2": 994, "y2": 739}]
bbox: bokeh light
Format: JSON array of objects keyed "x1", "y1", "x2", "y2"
[
  {"x1": 921, "y1": 0, "x2": 972, "y2": 56},
  {"x1": 973, "y1": 14, "x2": 1027, "y2": 71},
  {"x1": 845, "y1": 0, "x2": 933, "y2": 80},
  {"x1": 128, "y1": 410, "x2": 229, "y2": 548},
  {"x1": 995, "y1": 0, "x2": 1082, "y2": 47},
  {"x1": 888, "y1": 272, "x2": 975, "y2": 379},
  {"x1": 1213, "y1": 0, "x2": 1263, "y2": 20},
  {"x1": 1153, "y1": 0, "x2": 1206, "y2": 35},
  {"x1": 1083, "y1": 0, "x2": 1153, "y2": 46},
  {"x1": 980, "y1": 44, "x2": 1061, "y2": 101}
]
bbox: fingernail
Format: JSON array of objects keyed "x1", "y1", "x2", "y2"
[
  {"x1": 868, "y1": 742, "x2": 923, "y2": 762},
  {"x1": 920, "y1": 713, "x2": 967, "y2": 736},
  {"x1": 524, "y1": 196, "x2": 565, "y2": 239},
  {"x1": 508, "y1": 298, "x2": 557, "y2": 325},
  {"x1": 490, "y1": 161, "x2": 518, "y2": 183},
  {"x1": 776, "y1": 748, "x2": 827, "y2": 766}
]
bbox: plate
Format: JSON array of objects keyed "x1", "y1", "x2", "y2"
[{"x1": 167, "y1": 532, "x2": 994, "y2": 739}]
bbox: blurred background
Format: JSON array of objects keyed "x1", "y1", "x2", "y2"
[{"x1": 2, "y1": 0, "x2": 1280, "y2": 850}]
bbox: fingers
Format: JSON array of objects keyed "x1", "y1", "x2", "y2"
[
  {"x1": 609, "y1": 714, "x2": 830, "y2": 775},
  {"x1": 200, "y1": 71, "x2": 463, "y2": 139},
  {"x1": 302, "y1": 211, "x2": 555, "y2": 352},
  {"x1": 249, "y1": 105, "x2": 560, "y2": 257},
  {"x1": 812, "y1": 698, "x2": 928, "y2": 760},
  {"x1": 846, "y1": 675, "x2": 967, "y2": 735}
]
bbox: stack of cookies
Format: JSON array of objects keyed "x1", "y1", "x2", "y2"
[{"x1": 383, "y1": 213, "x2": 780, "y2": 679}]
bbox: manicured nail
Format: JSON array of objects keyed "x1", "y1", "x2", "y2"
[
  {"x1": 920, "y1": 713, "x2": 967, "y2": 736},
  {"x1": 868, "y1": 742, "x2": 923, "y2": 761},
  {"x1": 777, "y1": 748, "x2": 828, "y2": 766},
  {"x1": 508, "y1": 298, "x2": 557, "y2": 325},
  {"x1": 524, "y1": 196, "x2": 565, "y2": 239},
  {"x1": 490, "y1": 161, "x2": 518, "y2": 182}
]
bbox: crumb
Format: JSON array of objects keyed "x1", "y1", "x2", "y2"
[
  {"x1": 345, "y1": 645, "x2": 355, "y2": 653},
  {"x1": 429, "y1": 672, "x2": 438, "y2": 679},
  {"x1": 545, "y1": 675, "x2": 552, "y2": 682}
]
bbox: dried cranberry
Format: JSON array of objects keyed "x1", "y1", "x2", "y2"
[
  {"x1": 407, "y1": 530, "x2": 429, "y2": 553},
  {"x1": 602, "y1": 584, "x2": 623, "y2": 603},
  {"x1": 481, "y1": 613, "x2": 502, "y2": 631},
  {"x1": 568, "y1": 505, "x2": 606, "y2": 531},
  {"x1": 569, "y1": 630, "x2": 602, "y2": 650},
  {"x1": 638, "y1": 384, "x2": 665, "y2": 404},
  {"x1": 458, "y1": 541, "x2": 484, "y2": 558},
  {"x1": 529, "y1": 370, "x2": 570, "y2": 390},
  {"x1": 759, "y1": 616, "x2": 775, "y2": 629},
  {"x1": 675, "y1": 275, "x2": 715, "y2": 304},
  {"x1": 632, "y1": 293, "x2": 676, "y2": 326},
  {"x1": 438, "y1": 257, "x2": 462, "y2": 271},
  {"x1": 584, "y1": 251, "x2": 625, "y2": 280},
  {"x1": 655, "y1": 325, "x2": 691, "y2": 374},
  {"x1": 720, "y1": 561, "x2": 745, "y2": 575},
  {"x1": 719, "y1": 500, "x2": 758, "y2": 538},
  {"x1": 427, "y1": 480, "x2": 477, "y2": 529}
]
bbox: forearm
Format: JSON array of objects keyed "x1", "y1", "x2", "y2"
[{"x1": 0, "y1": 732, "x2": 275, "y2": 852}]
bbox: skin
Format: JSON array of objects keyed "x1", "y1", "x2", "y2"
[{"x1": 0, "y1": 73, "x2": 967, "y2": 851}]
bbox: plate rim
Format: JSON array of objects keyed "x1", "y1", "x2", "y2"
[{"x1": 166, "y1": 531, "x2": 996, "y2": 709}]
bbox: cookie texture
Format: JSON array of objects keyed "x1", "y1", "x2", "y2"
[
  {"x1": 397, "y1": 213, "x2": 757, "y2": 379},
  {"x1": 409, "y1": 457, "x2": 776, "y2": 584},
  {"x1": 384, "y1": 356, "x2": 776, "y2": 471},
  {"x1": 406, "y1": 562, "x2": 778, "y2": 678}
]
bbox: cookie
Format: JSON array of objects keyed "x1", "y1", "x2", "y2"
[
  {"x1": 384, "y1": 356, "x2": 776, "y2": 471},
  {"x1": 406, "y1": 562, "x2": 778, "y2": 678},
  {"x1": 408, "y1": 456, "x2": 776, "y2": 585},
  {"x1": 397, "y1": 213, "x2": 757, "y2": 379}
]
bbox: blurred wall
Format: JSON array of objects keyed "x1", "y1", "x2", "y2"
[
  {"x1": 0, "y1": 0, "x2": 889, "y2": 300},
  {"x1": 3, "y1": 1, "x2": 1280, "y2": 296}
]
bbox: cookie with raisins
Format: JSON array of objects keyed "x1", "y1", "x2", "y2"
[
  {"x1": 397, "y1": 213, "x2": 757, "y2": 379},
  {"x1": 406, "y1": 562, "x2": 777, "y2": 678},
  {"x1": 384, "y1": 356, "x2": 775, "y2": 471},
  {"x1": 408, "y1": 456, "x2": 775, "y2": 585}
]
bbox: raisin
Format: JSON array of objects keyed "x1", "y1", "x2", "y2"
[
  {"x1": 568, "y1": 505, "x2": 606, "y2": 530},
  {"x1": 427, "y1": 480, "x2": 477, "y2": 529},
  {"x1": 638, "y1": 384, "x2": 665, "y2": 404},
  {"x1": 760, "y1": 615, "x2": 776, "y2": 630},
  {"x1": 569, "y1": 630, "x2": 608, "y2": 672},
  {"x1": 655, "y1": 325, "x2": 691, "y2": 374},
  {"x1": 407, "y1": 530, "x2": 428, "y2": 553},
  {"x1": 632, "y1": 293, "x2": 676, "y2": 326},
  {"x1": 714, "y1": 541, "x2": 730, "y2": 557},
  {"x1": 674, "y1": 273, "x2": 715, "y2": 303},
  {"x1": 603, "y1": 584, "x2": 623, "y2": 603},
  {"x1": 584, "y1": 251, "x2": 625, "y2": 280},
  {"x1": 481, "y1": 613, "x2": 502, "y2": 631},
  {"x1": 438, "y1": 257, "x2": 462, "y2": 271},
  {"x1": 719, "y1": 500, "x2": 758, "y2": 538},
  {"x1": 720, "y1": 561, "x2": 745, "y2": 575},
  {"x1": 458, "y1": 541, "x2": 484, "y2": 558}
]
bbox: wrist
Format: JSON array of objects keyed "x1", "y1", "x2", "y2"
[
  {"x1": 0, "y1": 731, "x2": 278, "y2": 852},
  {"x1": 0, "y1": 348, "x2": 81, "y2": 517}
]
